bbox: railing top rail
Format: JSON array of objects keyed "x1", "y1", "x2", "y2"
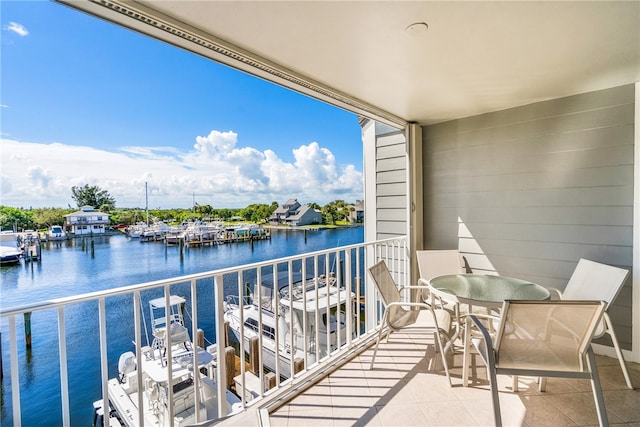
[{"x1": 0, "y1": 236, "x2": 405, "y2": 317}]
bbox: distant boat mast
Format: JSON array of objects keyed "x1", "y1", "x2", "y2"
[{"x1": 145, "y1": 182, "x2": 149, "y2": 226}]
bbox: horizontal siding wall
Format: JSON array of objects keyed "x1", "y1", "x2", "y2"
[
  {"x1": 422, "y1": 84, "x2": 635, "y2": 350},
  {"x1": 376, "y1": 123, "x2": 407, "y2": 240}
]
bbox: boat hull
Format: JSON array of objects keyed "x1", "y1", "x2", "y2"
[{"x1": 0, "y1": 247, "x2": 22, "y2": 265}]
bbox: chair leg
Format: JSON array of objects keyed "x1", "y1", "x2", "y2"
[
  {"x1": 485, "y1": 354, "x2": 502, "y2": 426},
  {"x1": 538, "y1": 377, "x2": 547, "y2": 392},
  {"x1": 369, "y1": 312, "x2": 389, "y2": 370},
  {"x1": 604, "y1": 313, "x2": 634, "y2": 389},
  {"x1": 462, "y1": 317, "x2": 471, "y2": 387},
  {"x1": 432, "y1": 330, "x2": 452, "y2": 386},
  {"x1": 586, "y1": 346, "x2": 609, "y2": 427}
]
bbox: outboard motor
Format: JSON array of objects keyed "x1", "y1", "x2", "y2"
[
  {"x1": 117, "y1": 351, "x2": 136, "y2": 383},
  {"x1": 92, "y1": 401, "x2": 104, "y2": 427}
]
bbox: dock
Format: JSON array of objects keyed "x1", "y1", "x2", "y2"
[
  {"x1": 164, "y1": 227, "x2": 271, "y2": 248},
  {"x1": 16, "y1": 231, "x2": 42, "y2": 262}
]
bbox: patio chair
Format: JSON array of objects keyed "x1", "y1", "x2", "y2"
[
  {"x1": 469, "y1": 300, "x2": 608, "y2": 427},
  {"x1": 416, "y1": 250, "x2": 470, "y2": 351},
  {"x1": 550, "y1": 258, "x2": 633, "y2": 389},
  {"x1": 368, "y1": 260, "x2": 453, "y2": 384},
  {"x1": 416, "y1": 249, "x2": 465, "y2": 281}
]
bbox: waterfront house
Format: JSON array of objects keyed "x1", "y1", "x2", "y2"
[
  {"x1": 270, "y1": 198, "x2": 322, "y2": 226},
  {"x1": 4, "y1": 2, "x2": 638, "y2": 426},
  {"x1": 64, "y1": 205, "x2": 110, "y2": 235},
  {"x1": 348, "y1": 200, "x2": 364, "y2": 224}
]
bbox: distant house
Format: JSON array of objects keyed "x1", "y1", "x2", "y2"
[
  {"x1": 270, "y1": 198, "x2": 322, "y2": 226},
  {"x1": 348, "y1": 200, "x2": 364, "y2": 223},
  {"x1": 64, "y1": 206, "x2": 110, "y2": 235}
]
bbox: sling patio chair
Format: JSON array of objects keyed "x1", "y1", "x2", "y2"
[
  {"x1": 549, "y1": 258, "x2": 633, "y2": 389},
  {"x1": 368, "y1": 260, "x2": 454, "y2": 384},
  {"x1": 416, "y1": 249, "x2": 465, "y2": 282},
  {"x1": 416, "y1": 249, "x2": 466, "y2": 337},
  {"x1": 469, "y1": 300, "x2": 608, "y2": 427}
]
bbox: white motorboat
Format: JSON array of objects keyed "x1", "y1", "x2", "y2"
[
  {"x1": 0, "y1": 231, "x2": 22, "y2": 265},
  {"x1": 92, "y1": 295, "x2": 242, "y2": 427},
  {"x1": 47, "y1": 225, "x2": 67, "y2": 241},
  {"x1": 0, "y1": 246, "x2": 22, "y2": 265},
  {"x1": 223, "y1": 272, "x2": 355, "y2": 378}
]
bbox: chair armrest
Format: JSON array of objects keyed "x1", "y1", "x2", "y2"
[
  {"x1": 398, "y1": 284, "x2": 431, "y2": 302},
  {"x1": 386, "y1": 301, "x2": 432, "y2": 310},
  {"x1": 547, "y1": 288, "x2": 563, "y2": 300},
  {"x1": 400, "y1": 284, "x2": 430, "y2": 293},
  {"x1": 468, "y1": 314, "x2": 495, "y2": 366},
  {"x1": 417, "y1": 278, "x2": 430, "y2": 286}
]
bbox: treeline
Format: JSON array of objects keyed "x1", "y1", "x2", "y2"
[{"x1": 0, "y1": 199, "x2": 359, "y2": 232}]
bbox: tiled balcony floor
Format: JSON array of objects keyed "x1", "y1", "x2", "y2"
[{"x1": 268, "y1": 327, "x2": 640, "y2": 427}]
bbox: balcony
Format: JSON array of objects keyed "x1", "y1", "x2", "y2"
[
  {"x1": 2, "y1": 236, "x2": 638, "y2": 426},
  {"x1": 265, "y1": 330, "x2": 640, "y2": 426},
  {"x1": 0, "y1": 237, "x2": 407, "y2": 426}
]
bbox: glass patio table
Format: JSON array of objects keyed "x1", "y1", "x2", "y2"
[
  {"x1": 428, "y1": 273, "x2": 550, "y2": 385},
  {"x1": 428, "y1": 273, "x2": 550, "y2": 310}
]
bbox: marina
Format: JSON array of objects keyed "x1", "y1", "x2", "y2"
[
  {"x1": 223, "y1": 271, "x2": 355, "y2": 379},
  {"x1": 0, "y1": 226, "x2": 363, "y2": 427}
]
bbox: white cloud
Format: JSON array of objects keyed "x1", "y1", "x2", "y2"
[
  {"x1": 194, "y1": 130, "x2": 238, "y2": 158},
  {"x1": 0, "y1": 132, "x2": 363, "y2": 208},
  {"x1": 5, "y1": 22, "x2": 29, "y2": 37}
]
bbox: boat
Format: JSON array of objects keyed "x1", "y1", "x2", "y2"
[
  {"x1": 0, "y1": 246, "x2": 22, "y2": 265},
  {"x1": 125, "y1": 222, "x2": 147, "y2": 238},
  {"x1": 223, "y1": 272, "x2": 355, "y2": 378},
  {"x1": 140, "y1": 220, "x2": 171, "y2": 241},
  {"x1": 0, "y1": 231, "x2": 22, "y2": 265},
  {"x1": 47, "y1": 225, "x2": 67, "y2": 241},
  {"x1": 92, "y1": 295, "x2": 243, "y2": 427}
]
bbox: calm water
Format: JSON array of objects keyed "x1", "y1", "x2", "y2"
[{"x1": 0, "y1": 227, "x2": 363, "y2": 426}]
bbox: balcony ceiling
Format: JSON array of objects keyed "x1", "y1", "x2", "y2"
[{"x1": 63, "y1": 1, "x2": 639, "y2": 126}]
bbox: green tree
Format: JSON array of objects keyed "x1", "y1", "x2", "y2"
[
  {"x1": 0, "y1": 206, "x2": 35, "y2": 231},
  {"x1": 321, "y1": 200, "x2": 350, "y2": 224},
  {"x1": 217, "y1": 208, "x2": 235, "y2": 221},
  {"x1": 194, "y1": 204, "x2": 214, "y2": 216},
  {"x1": 32, "y1": 208, "x2": 69, "y2": 229},
  {"x1": 321, "y1": 204, "x2": 338, "y2": 225},
  {"x1": 70, "y1": 184, "x2": 116, "y2": 211},
  {"x1": 240, "y1": 203, "x2": 277, "y2": 223}
]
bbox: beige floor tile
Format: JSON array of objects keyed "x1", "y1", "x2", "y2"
[
  {"x1": 541, "y1": 391, "x2": 617, "y2": 425},
  {"x1": 604, "y1": 389, "x2": 640, "y2": 423},
  {"x1": 418, "y1": 400, "x2": 480, "y2": 426},
  {"x1": 405, "y1": 373, "x2": 457, "y2": 402},
  {"x1": 266, "y1": 336, "x2": 640, "y2": 427},
  {"x1": 516, "y1": 394, "x2": 578, "y2": 427},
  {"x1": 375, "y1": 402, "x2": 438, "y2": 426}
]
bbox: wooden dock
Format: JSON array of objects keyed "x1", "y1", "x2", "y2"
[
  {"x1": 165, "y1": 228, "x2": 271, "y2": 248},
  {"x1": 17, "y1": 232, "x2": 41, "y2": 262}
]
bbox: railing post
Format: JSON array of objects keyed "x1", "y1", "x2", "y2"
[
  {"x1": 214, "y1": 273, "x2": 228, "y2": 418},
  {"x1": 99, "y1": 298, "x2": 108, "y2": 427},
  {"x1": 9, "y1": 316, "x2": 21, "y2": 426},
  {"x1": 57, "y1": 306, "x2": 70, "y2": 426}
]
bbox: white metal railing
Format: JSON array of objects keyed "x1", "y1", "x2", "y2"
[{"x1": 0, "y1": 236, "x2": 407, "y2": 427}]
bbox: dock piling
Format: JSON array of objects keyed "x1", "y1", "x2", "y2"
[
  {"x1": 225, "y1": 346, "x2": 236, "y2": 390},
  {"x1": 24, "y1": 312, "x2": 32, "y2": 350}
]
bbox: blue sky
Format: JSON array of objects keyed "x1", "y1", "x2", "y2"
[{"x1": 0, "y1": 1, "x2": 363, "y2": 209}]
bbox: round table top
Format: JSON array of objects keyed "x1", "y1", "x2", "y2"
[{"x1": 429, "y1": 273, "x2": 550, "y2": 308}]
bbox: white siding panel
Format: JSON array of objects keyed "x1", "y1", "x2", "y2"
[
  {"x1": 423, "y1": 85, "x2": 635, "y2": 350},
  {"x1": 376, "y1": 125, "x2": 407, "y2": 238}
]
